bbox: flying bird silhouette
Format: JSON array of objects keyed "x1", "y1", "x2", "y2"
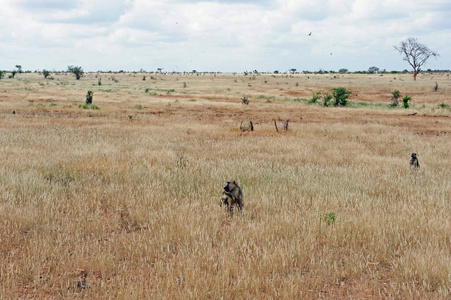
[{"x1": 308, "y1": 32, "x2": 312, "y2": 36}]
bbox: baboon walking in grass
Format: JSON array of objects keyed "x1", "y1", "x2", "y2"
[
  {"x1": 410, "y1": 153, "x2": 420, "y2": 168},
  {"x1": 220, "y1": 181, "x2": 244, "y2": 213}
]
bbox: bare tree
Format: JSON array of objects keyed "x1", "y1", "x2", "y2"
[{"x1": 394, "y1": 37, "x2": 438, "y2": 81}]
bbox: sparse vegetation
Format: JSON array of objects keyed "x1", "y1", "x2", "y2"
[
  {"x1": 308, "y1": 92, "x2": 322, "y2": 104},
  {"x1": 43, "y1": 70, "x2": 50, "y2": 79},
  {"x1": 321, "y1": 211, "x2": 336, "y2": 225},
  {"x1": 368, "y1": 66, "x2": 380, "y2": 73},
  {"x1": 68, "y1": 65, "x2": 84, "y2": 80},
  {"x1": 0, "y1": 72, "x2": 450, "y2": 299},
  {"x1": 322, "y1": 94, "x2": 332, "y2": 107},
  {"x1": 390, "y1": 90, "x2": 401, "y2": 107},
  {"x1": 78, "y1": 103, "x2": 99, "y2": 109},
  {"x1": 331, "y1": 87, "x2": 351, "y2": 106},
  {"x1": 402, "y1": 95, "x2": 412, "y2": 108},
  {"x1": 85, "y1": 90, "x2": 93, "y2": 105}
]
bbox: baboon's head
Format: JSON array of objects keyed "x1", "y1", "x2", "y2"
[
  {"x1": 411, "y1": 153, "x2": 417, "y2": 159},
  {"x1": 223, "y1": 181, "x2": 237, "y2": 193}
]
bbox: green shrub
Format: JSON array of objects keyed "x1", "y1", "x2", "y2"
[
  {"x1": 323, "y1": 212, "x2": 336, "y2": 225},
  {"x1": 390, "y1": 90, "x2": 401, "y2": 107},
  {"x1": 331, "y1": 87, "x2": 351, "y2": 106},
  {"x1": 308, "y1": 92, "x2": 322, "y2": 104},
  {"x1": 402, "y1": 96, "x2": 411, "y2": 109},
  {"x1": 0, "y1": 71, "x2": 3, "y2": 79},
  {"x1": 43, "y1": 70, "x2": 50, "y2": 79},
  {"x1": 85, "y1": 91, "x2": 93, "y2": 105},
  {"x1": 323, "y1": 94, "x2": 332, "y2": 107}
]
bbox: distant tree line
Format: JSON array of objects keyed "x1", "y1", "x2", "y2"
[{"x1": 1, "y1": 68, "x2": 449, "y2": 77}]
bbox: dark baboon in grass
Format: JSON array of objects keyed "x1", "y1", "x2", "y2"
[
  {"x1": 221, "y1": 181, "x2": 244, "y2": 213},
  {"x1": 410, "y1": 153, "x2": 420, "y2": 168}
]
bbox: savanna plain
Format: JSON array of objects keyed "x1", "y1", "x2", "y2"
[{"x1": 0, "y1": 71, "x2": 450, "y2": 299}]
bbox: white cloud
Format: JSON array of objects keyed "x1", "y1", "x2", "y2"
[{"x1": 0, "y1": 0, "x2": 449, "y2": 72}]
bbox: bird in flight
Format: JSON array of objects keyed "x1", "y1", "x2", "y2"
[{"x1": 308, "y1": 32, "x2": 312, "y2": 36}]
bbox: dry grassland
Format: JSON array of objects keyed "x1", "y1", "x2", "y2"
[{"x1": 0, "y1": 72, "x2": 450, "y2": 299}]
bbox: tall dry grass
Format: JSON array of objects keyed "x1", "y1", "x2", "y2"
[{"x1": 0, "y1": 73, "x2": 450, "y2": 298}]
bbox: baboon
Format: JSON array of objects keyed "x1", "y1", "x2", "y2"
[
  {"x1": 220, "y1": 181, "x2": 244, "y2": 212},
  {"x1": 410, "y1": 153, "x2": 420, "y2": 168}
]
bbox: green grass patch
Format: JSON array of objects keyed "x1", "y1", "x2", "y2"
[
  {"x1": 257, "y1": 95, "x2": 276, "y2": 101},
  {"x1": 79, "y1": 104, "x2": 100, "y2": 110}
]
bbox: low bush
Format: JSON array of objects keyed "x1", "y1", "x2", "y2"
[
  {"x1": 402, "y1": 96, "x2": 411, "y2": 109},
  {"x1": 331, "y1": 87, "x2": 351, "y2": 106}
]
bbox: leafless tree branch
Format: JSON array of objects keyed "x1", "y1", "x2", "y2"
[{"x1": 394, "y1": 37, "x2": 438, "y2": 80}]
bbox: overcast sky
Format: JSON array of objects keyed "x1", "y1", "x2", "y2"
[{"x1": 1, "y1": 0, "x2": 450, "y2": 72}]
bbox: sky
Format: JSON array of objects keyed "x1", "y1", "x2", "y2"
[{"x1": 0, "y1": 0, "x2": 450, "y2": 73}]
